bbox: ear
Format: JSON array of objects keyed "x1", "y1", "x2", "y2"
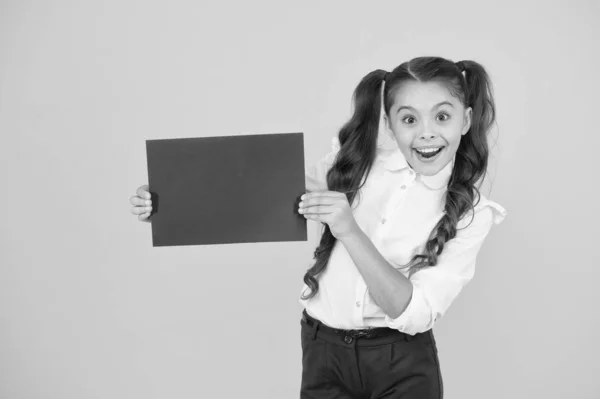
[
  {"x1": 462, "y1": 107, "x2": 472, "y2": 136},
  {"x1": 382, "y1": 113, "x2": 394, "y2": 138}
]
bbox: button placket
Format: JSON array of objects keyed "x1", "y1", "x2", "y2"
[
  {"x1": 378, "y1": 184, "x2": 409, "y2": 229},
  {"x1": 354, "y1": 278, "x2": 367, "y2": 326},
  {"x1": 387, "y1": 174, "x2": 414, "y2": 216}
]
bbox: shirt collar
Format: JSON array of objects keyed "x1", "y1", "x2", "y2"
[{"x1": 379, "y1": 146, "x2": 454, "y2": 190}]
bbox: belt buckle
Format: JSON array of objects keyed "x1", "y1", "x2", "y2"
[{"x1": 344, "y1": 328, "x2": 376, "y2": 339}]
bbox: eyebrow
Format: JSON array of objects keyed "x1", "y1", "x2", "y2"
[{"x1": 396, "y1": 101, "x2": 454, "y2": 113}]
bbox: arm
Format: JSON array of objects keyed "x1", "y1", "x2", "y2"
[
  {"x1": 340, "y1": 228, "x2": 414, "y2": 318},
  {"x1": 340, "y1": 198, "x2": 507, "y2": 335}
]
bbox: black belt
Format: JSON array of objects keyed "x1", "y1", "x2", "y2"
[{"x1": 302, "y1": 308, "x2": 404, "y2": 342}]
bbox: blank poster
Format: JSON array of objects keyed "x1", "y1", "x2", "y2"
[{"x1": 145, "y1": 132, "x2": 307, "y2": 247}]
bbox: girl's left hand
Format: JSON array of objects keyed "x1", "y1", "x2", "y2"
[{"x1": 298, "y1": 190, "x2": 360, "y2": 240}]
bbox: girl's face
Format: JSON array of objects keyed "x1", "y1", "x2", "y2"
[{"x1": 384, "y1": 80, "x2": 472, "y2": 176}]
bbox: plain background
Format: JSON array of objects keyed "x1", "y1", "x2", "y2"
[{"x1": 1, "y1": 0, "x2": 598, "y2": 398}]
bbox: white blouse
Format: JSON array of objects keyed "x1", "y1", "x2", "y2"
[{"x1": 299, "y1": 136, "x2": 507, "y2": 335}]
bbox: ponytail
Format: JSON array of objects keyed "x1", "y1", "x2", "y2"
[
  {"x1": 461, "y1": 60, "x2": 496, "y2": 168},
  {"x1": 300, "y1": 69, "x2": 387, "y2": 300}
]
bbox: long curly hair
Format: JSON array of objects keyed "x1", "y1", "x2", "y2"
[{"x1": 300, "y1": 56, "x2": 497, "y2": 300}]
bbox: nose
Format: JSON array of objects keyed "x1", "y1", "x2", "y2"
[
  {"x1": 418, "y1": 119, "x2": 439, "y2": 140},
  {"x1": 417, "y1": 117, "x2": 441, "y2": 142},
  {"x1": 419, "y1": 130, "x2": 438, "y2": 140}
]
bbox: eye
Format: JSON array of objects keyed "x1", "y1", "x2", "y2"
[
  {"x1": 437, "y1": 112, "x2": 450, "y2": 121},
  {"x1": 402, "y1": 115, "x2": 416, "y2": 124}
]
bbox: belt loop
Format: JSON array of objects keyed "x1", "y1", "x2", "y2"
[
  {"x1": 310, "y1": 319, "x2": 319, "y2": 340},
  {"x1": 404, "y1": 332, "x2": 413, "y2": 342}
]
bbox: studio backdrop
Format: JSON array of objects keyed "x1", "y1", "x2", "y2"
[{"x1": 1, "y1": 1, "x2": 598, "y2": 398}]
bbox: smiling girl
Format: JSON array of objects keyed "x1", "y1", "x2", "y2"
[
  {"x1": 128, "y1": 56, "x2": 506, "y2": 399},
  {"x1": 296, "y1": 56, "x2": 507, "y2": 398}
]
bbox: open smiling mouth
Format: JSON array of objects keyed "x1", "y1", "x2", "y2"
[{"x1": 414, "y1": 146, "x2": 445, "y2": 160}]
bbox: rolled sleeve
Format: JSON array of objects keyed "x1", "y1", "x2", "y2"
[
  {"x1": 305, "y1": 136, "x2": 340, "y2": 193},
  {"x1": 384, "y1": 198, "x2": 507, "y2": 335}
]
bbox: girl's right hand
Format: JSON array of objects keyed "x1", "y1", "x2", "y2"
[{"x1": 129, "y1": 184, "x2": 153, "y2": 222}]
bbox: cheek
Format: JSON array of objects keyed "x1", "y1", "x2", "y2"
[
  {"x1": 446, "y1": 128, "x2": 464, "y2": 145},
  {"x1": 438, "y1": 119, "x2": 464, "y2": 142},
  {"x1": 394, "y1": 136, "x2": 415, "y2": 158},
  {"x1": 394, "y1": 135, "x2": 414, "y2": 152},
  {"x1": 390, "y1": 123, "x2": 411, "y2": 142},
  {"x1": 449, "y1": 118, "x2": 467, "y2": 138},
  {"x1": 389, "y1": 127, "x2": 414, "y2": 151}
]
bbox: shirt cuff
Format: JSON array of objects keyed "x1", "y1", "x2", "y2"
[{"x1": 383, "y1": 282, "x2": 434, "y2": 335}]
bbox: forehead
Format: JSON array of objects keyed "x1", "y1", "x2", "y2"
[{"x1": 390, "y1": 80, "x2": 459, "y2": 110}]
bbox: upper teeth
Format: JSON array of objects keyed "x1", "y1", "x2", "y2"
[{"x1": 416, "y1": 147, "x2": 441, "y2": 153}]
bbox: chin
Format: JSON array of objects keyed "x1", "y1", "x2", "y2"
[
  {"x1": 415, "y1": 167, "x2": 440, "y2": 176},
  {"x1": 413, "y1": 157, "x2": 450, "y2": 176}
]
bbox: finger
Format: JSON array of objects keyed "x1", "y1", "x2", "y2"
[
  {"x1": 137, "y1": 184, "x2": 151, "y2": 200},
  {"x1": 129, "y1": 195, "x2": 152, "y2": 206},
  {"x1": 138, "y1": 212, "x2": 151, "y2": 222},
  {"x1": 302, "y1": 199, "x2": 337, "y2": 209},
  {"x1": 131, "y1": 206, "x2": 153, "y2": 215},
  {"x1": 129, "y1": 194, "x2": 152, "y2": 207},
  {"x1": 300, "y1": 195, "x2": 344, "y2": 213},
  {"x1": 300, "y1": 193, "x2": 344, "y2": 209},
  {"x1": 300, "y1": 205, "x2": 334, "y2": 216},
  {"x1": 303, "y1": 190, "x2": 344, "y2": 199}
]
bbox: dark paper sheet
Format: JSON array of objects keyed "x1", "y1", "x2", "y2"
[{"x1": 145, "y1": 132, "x2": 307, "y2": 247}]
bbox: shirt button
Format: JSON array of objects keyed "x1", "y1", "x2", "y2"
[
  {"x1": 400, "y1": 184, "x2": 406, "y2": 189},
  {"x1": 381, "y1": 219, "x2": 386, "y2": 224},
  {"x1": 356, "y1": 301, "x2": 361, "y2": 307}
]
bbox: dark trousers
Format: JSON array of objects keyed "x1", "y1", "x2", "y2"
[{"x1": 300, "y1": 309, "x2": 443, "y2": 399}]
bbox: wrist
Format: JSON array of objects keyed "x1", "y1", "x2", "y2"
[{"x1": 339, "y1": 222, "x2": 364, "y2": 244}]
